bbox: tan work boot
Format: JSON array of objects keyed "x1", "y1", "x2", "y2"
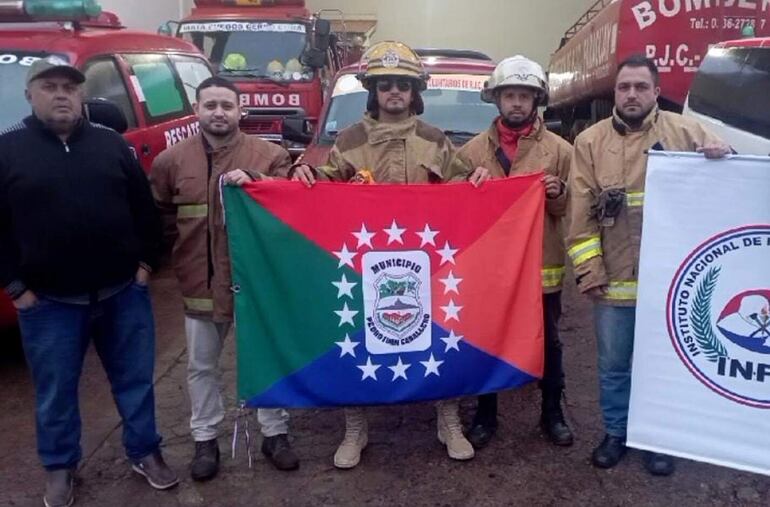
[
  {"x1": 334, "y1": 407, "x2": 368, "y2": 469},
  {"x1": 436, "y1": 400, "x2": 475, "y2": 460}
]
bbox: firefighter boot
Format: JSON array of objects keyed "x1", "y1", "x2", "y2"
[
  {"x1": 436, "y1": 400, "x2": 475, "y2": 460},
  {"x1": 540, "y1": 389, "x2": 574, "y2": 446},
  {"x1": 334, "y1": 407, "x2": 368, "y2": 469},
  {"x1": 466, "y1": 393, "x2": 498, "y2": 449}
]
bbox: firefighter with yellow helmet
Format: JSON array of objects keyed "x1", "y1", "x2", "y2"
[
  {"x1": 458, "y1": 55, "x2": 574, "y2": 449},
  {"x1": 291, "y1": 41, "x2": 490, "y2": 468}
]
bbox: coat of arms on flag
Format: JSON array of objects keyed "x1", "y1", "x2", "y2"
[{"x1": 223, "y1": 176, "x2": 546, "y2": 408}]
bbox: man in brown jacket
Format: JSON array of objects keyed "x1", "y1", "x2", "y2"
[
  {"x1": 457, "y1": 55, "x2": 574, "y2": 449},
  {"x1": 567, "y1": 55, "x2": 730, "y2": 476},
  {"x1": 151, "y1": 77, "x2": 298, "y2": 481},
  {"x1": 292, "y1": 41, "x2": 489, "y2": 469}
]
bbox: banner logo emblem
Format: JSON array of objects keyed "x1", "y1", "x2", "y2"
[
  {"x1": 667, "y1": 225, "x2": 770, "y2": 408},
  {"x1": 363, "y1": 251, "x2": 431, "y2": 354}
]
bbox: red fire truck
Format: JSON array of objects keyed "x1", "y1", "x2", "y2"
[
  {"x1": 0, "y1": 0, "x2": 213, "y2": 329},
  {"x1": 547, "y1": 0, "x2": 769, "y2": 139},
  {"x1": 168, "y1": 0, "x2": 349, "y2": 156}
]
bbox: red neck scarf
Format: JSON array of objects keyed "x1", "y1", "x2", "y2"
[{"x1": 495, "y1": 117, "x2": 534, "y2": 163}]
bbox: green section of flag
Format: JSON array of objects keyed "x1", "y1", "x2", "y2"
[{"x1": 224, "y1": 187, "x2": 363, "y2": 400}]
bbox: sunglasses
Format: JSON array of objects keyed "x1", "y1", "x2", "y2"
[{"x1": 376, "y1": 78, "x2": 413, "y2": 92}]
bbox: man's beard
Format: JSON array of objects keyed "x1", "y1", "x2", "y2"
[
  {"x1": 381, "y1": 98, "x2": 408, "y2": 116},
  {"x1": 501, "y1": 111, "x2": 534, "y2": 129},
  {"x1": 203, "y1": 121, "x2": 236, "y2": 137},
  {"x1": 616, "y1": 104, "x2": 654, "y2": 129}
]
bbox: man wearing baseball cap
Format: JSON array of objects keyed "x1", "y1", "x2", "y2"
[{"x1": 0, "y1": 56, "x2": 177, "y2": 506}]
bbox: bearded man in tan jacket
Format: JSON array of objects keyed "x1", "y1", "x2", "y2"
[
  {"x1": 151, "y1": 76, "x2": 298, "y2": 481},
  {"x1": 292, "y1": 41, "x2": 490, "y2": 469},
  {"x1": 458, "y1": 55, "x2": 574, "y2": 450},
  {"x1": 567, "y1": 55, "x2": 730, "y2": 476}
]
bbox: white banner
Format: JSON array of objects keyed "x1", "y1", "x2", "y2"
[{"x1": 628, "y1": 151, "x2": 770, "y2": 476}]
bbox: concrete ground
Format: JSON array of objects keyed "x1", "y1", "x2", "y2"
[{"x1": 1, "y1": 269, "x2": 768, "y2": 506}]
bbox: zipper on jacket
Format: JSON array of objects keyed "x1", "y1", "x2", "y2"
[
  {"x1": 206, "y1": 152, "x2": 214, "y2": 290},
  {"x1": 62, "y1": 141, "x2": 70, "y2": 153}
]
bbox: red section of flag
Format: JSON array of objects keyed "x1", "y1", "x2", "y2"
[
  {"x1": 239, "y1": 176, "x2": 540, "y2": 275},
  {"x1": 431, "y1": 182, "x2": 545, "y2": 377}
]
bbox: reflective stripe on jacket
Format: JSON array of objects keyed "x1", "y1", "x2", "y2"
[
  {"x1": 151, "y1": 132, "x2": 291, "y2": 321},
  {"x1": 566, "y1": 107, "x2": 723, "y2": 305},
  {"x1": 458, "y1": 117, "x2": 572, "y2": 293}
]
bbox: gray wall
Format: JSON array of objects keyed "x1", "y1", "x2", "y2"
[
  {"x1": 306, "y1": 0, "x2": 598, "y2": 67},
  {"x1": 97, "y1": 0, "x2": 193, "y2": 32}
]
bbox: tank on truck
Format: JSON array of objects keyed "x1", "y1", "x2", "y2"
[{"x1": 558, "y1": 0, "x2": 614, "y2": 49}]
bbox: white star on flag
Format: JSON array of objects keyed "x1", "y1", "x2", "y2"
[
  {"x1": 335, "y1": 334, "x2": 359, "y2": 358},
  {"x1": 416, "y1": 224, "x2": 439, "y2": 247},
  {"x1": 441, "y1": 299, "x2": 463, "y2": 322},
  {"x1": 439, "y1": 271, "x2": 462, "y2": 295},
  {"x1": 357, "y1": 356, "x2": 381, "y2": 381},
  {"x1": 420, "y1": 353, "x2": 444, "y2": 377},
  {"x1": 352, "y1": 224, "x2": 376, "y2": 249},
  {"x1": 436, "y1": 241, "x2": 458, "y2": 265},
  {"x1": 388, "y1": 356, "x2": 411, "y2": 381},
  {"x1": 383, "y1": 220, "x2": 406, "y2": 245},
  {"x1": 334, "y1": 302, "x2": 358, "y2": 327},
  {"x1": 332, "y1": 273, "x2": 357, "y2": 299},
  {"x1": 333, "y1": 243, "x2": 356, "y2": 268},
  {"x1": 440, "y1": 330, "x2": 463, "y2": 352}
]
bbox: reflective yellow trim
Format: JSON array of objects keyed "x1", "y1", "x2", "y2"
[
  {"x1": 606, "y1": 281, "x2": 638, "y2": 300},
  {"x1": 568, "y1": 236, "x2": 602, "y2": 266},
  {"x1": 184, "y1": 297, "x2": 214, "y2": 312},
  {"x1": 627, "y1": 192, "x2": 644, "y2": 207},
  {"x1": 178, "y1": 204, "x2": 208, "y2": 219},
  {"x1": 542, "y1": 266, "x2": 566, "y2": 288}
]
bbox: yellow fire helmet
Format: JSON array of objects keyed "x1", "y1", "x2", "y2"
[
  {"x1": 266, "y1": 59, "x2": 285, "y2": 76},
  {"x1": 285, "y1": 58, "x2": 303, "y2": 74},
  {"x1": 222, "y1": 52, "x2": 247, "y2": 71},
  {"x1": 356, "y1": 41, "x2": 429, "y2": 91}
]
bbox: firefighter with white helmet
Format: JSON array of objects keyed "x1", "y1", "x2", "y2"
[
  {"x1": 481, "y1": 55, "x2": 549, "y2": 110},
  {"x1": 291, "y1": 41, "x2": 490, "y2": 468},
  {"x1": 458, "y1": 55, "x2": 575, "y2": 449}
]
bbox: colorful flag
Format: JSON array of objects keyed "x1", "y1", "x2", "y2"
[
  {"x1": 224, "y1": 175, "x2": 545, "y2": 408},
  {"x1": 629, "y1": 152, "x2": 770, "y2": 476}
]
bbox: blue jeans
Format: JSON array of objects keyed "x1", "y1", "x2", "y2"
[
  {"x1": 18, "y1": 283, "x2": 162, "y2": 470},
  {"x1": 593, "y1": 304, "x2": 636, "y2": 438}
]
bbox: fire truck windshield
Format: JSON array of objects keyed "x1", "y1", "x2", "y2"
[
  {"x1": 0, "y1": 51, "x2": 57, "y2": 131},
  {"x1": 179, "y1": 21, "x2": 312, "y2": 81}
]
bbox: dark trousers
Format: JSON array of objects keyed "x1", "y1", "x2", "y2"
[
  {"x1": 18, "y1": 283, "x2": 162, "y2": 470},
  {"x1": 475, "y1": 292, "x2": 565, "y2": 424}
]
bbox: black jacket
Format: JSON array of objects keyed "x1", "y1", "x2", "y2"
[{"x1": 0, "y1": 115, "x2": 161, "y2": 298}]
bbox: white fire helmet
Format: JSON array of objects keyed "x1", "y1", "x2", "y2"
[{"x1": 481, "y1": 55, "x2": 549, "y2": 106}]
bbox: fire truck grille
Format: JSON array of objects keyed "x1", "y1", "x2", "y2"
[{"x1": 240, "y1": 117, "x2": 281, "y2": 135}]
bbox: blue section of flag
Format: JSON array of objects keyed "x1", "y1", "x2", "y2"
[{"x1": 244, "y1": 322, "x2": 537, "y2": 408}]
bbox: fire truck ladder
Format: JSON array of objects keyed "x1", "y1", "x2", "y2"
[{"x1": 560, "y1": 0, "x2": 614, "y2": 47}]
